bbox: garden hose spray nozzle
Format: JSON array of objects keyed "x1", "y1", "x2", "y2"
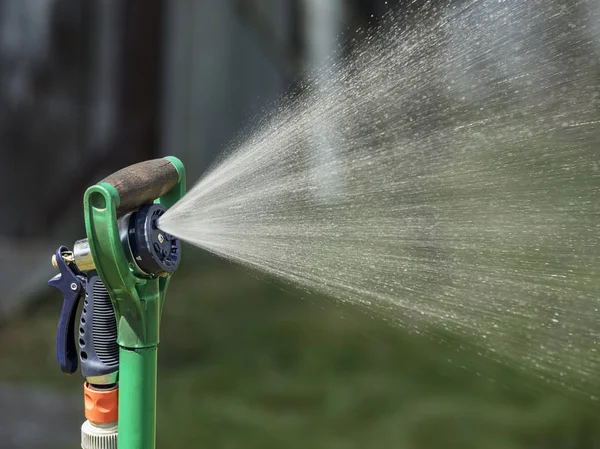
[{"x1": 48, "y1": 157, "x2": 186, "y2": 449}]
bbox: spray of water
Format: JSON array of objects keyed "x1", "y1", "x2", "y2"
[{"x1": 159, "y1": 0, "x2": 600, "y2": 397}]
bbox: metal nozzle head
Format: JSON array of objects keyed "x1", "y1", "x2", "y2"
[{"x1": 73, "y1": 239, "x2": 95, "y2": 272}]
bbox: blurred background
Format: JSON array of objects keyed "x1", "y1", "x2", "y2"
[{"x1": 0, "y1": 0, "x2": 599, "y2": 448}]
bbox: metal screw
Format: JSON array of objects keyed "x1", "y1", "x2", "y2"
[
  {"x1": 70, "y1": 283, "x2": 78, "y2": 291},
  {"x1": 157, "y1": 233, "x2": 165, "y2": 244}
]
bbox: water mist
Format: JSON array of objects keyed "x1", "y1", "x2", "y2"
[{"x1": 159, "y1": 0, "x2": 600, "y2": 398}]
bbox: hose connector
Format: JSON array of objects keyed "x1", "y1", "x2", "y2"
[
  {"x1": 82, "y1": 382, "x2": 118, "y2": 449},
  {"x1": 81, "y1": 420, "x2": 118, "y2": 449}
]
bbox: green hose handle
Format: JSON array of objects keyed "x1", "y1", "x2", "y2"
[
  {"x1": 83, "y1": 156, "x2": 186, "y2": 449},
  {"x1": 83, "y1": 156, "x2": 186, "y2": 349}
]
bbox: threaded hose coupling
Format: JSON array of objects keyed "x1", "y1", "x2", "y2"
[{"x1": 81, "y1": 420, "x2": 118, "y2": 449}]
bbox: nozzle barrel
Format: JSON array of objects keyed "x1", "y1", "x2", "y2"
[{"x1": 73, "y1": 239, "x2": 95, "y2": 272}]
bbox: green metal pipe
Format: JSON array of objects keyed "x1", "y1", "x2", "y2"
[{"x1": 118, "y1": 346, "x2": 158, "y2": 449}]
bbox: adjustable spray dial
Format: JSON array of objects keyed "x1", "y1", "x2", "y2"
[{"x1": 124, "y1": 204, "x2": 181, "y2": 277}]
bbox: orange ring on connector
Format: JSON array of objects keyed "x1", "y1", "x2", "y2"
[{"x1": 84, "y1": 382, "x2": 118, "y2": 424}]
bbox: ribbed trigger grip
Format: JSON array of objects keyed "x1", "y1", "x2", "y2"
[{"x1": 48, "y1": 246, "x2": 85, "y2": 374}]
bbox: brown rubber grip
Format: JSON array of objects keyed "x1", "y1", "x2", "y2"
[{"x1": 101, "y1": 158, "x2": 179, "y2": 212}]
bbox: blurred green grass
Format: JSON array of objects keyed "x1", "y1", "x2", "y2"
[{"x1": 1, "y1": 252, "x2": 599, "y2": 449}]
